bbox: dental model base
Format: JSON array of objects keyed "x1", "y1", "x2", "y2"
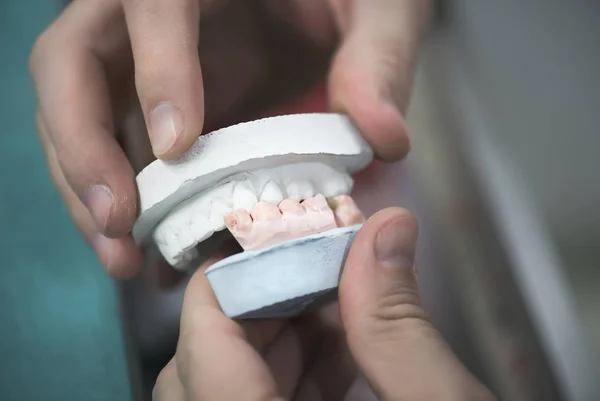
[{"x1": 133, "y1": 113, "x2": 373, "y2": 319}]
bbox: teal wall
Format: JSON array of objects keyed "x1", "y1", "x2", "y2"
[{"x1": 0, "y1": 2, "x2": 133, "y2": 400}]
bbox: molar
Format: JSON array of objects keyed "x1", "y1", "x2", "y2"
[
  {"x1": 301, "y1": 194, "x2": 330, "y2": 212},
  {"x1": 251, "y1": 201, "x2": 282, "y2": 221},
  {"x1": 188, "y1": 223, "x2": 214, "y2": 251},
  {"x1": 342, "y1": 174, "x2": 354, "y2": 191},
  {"x1": 330, "y1": 194, "x2": 364, "y2": 226},
  {"x1": 279, "y1": 199, "x2": 305, "y2": 216},
  {"x1": 233, "y1": 181, "x2": 259, "y2": 211},
  {"x1": 286, "y1": 180, "x2": 314, "y2": 200},
  {"x1": 174, "y1": 225, "x2": 197, "y2": 251},
  {"x1": 209, "y1": 198, "x2": 232, "y2": 231},
  {"x1": 182, "y1": 216, "x2": 213, "y2": 249},
  {"x1": 320, "y1": 174, "x2": 349, "y2": 197},
  {"x1": 260, "y1": 180, "x2": 284, "y2": 205},
  {"x1": 212, "y1": 181, "x2": 235, "y2": 199}
]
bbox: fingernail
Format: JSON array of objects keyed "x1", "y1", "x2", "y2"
[
  {"x1": 84, "y1": 185, "x2": 114, "y2": 230},
  {"x1": 375, "y1": 216, "x2": 417, "y2": 268},
  {"x1": 149, "y1": 102, "x2": 183, "y2": 155}
]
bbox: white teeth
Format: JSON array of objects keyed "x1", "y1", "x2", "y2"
[
  {"x1": 321, "y1": 173, "x2": 352, "y2": 197},
  {"x1": 286, "y1": 180, "x2": 314, "y2": 200},
  {"x1": 176, "y1": 222, "x2": 199, "y2": 250},
  {"x1": 191, "y1": 224, "x2": 214, "y2": 245},
  {"x1": 233, "y1": 181, "x2": 259, "y2": 211},
  {"x1": 343, "y1": 174, "x2": 354, "y2": 191},
  {"x1": 157, "y1": 241, "x2": 176, "y2": 265},
  {"x1": 190, "y1": 207, "x2": 209, "y2": 224},
  {"x1": 260, "y1": 180, "x2": 284, "y2": 204},
  {"x1": 209, "y1": 199, "x2": 232, "y2": 231},
  {"x1": 183, "y1": 217, "x2": 210, "y2": 250},
  {"x1": 152, "y1": 162, "x2": 355, "y2": 268}
]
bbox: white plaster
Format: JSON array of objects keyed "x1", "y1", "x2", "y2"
[
  {"x1": 205, "y1": 225, "x2": 361, "y2": 318},
  {"x1": 133, "y1": 113, "x2": 373, "y2": 242}
]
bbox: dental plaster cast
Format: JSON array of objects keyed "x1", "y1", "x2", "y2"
[{"x1": 133, "y1": 113, "x2": 373, "y2": 318}]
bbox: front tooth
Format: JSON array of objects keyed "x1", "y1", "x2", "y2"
[
  {"x1": 260, "y1": 180, "x2": 284, "y2": 204},
  {"x1": 233, "y1": 181, "x2": 258, "y2": 211},
  {"x1": 209, "y1": 198, "x2": 232, "y2": 231},
  {"x1": 286, "y1": 180, "x2": 314, "y2": 200}
]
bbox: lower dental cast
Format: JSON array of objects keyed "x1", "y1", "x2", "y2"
[{"x1": 225, "y1": 194, "x2": 364, "y2": 251}]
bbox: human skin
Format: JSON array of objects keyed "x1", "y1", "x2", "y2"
[
  {"x1": 26, "y1": 4, "x2": 499, "y2": 398},
  {"x1": 153, "y1": 208, "x2": 499, "y2": 401},
  {"x1": 29, "y1": 0, "x2": 431, "y2": 278}
]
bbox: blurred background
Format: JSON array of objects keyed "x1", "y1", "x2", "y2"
[{"x1": 1, "y1": 0, "x2": 599, "y2": 400}]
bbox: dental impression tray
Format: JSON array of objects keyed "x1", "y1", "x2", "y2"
[{"x1": 133, "y1": 113, "x2": 373, "y2": 318}]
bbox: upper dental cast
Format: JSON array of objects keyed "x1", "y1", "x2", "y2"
[{"x1": 133, "y1": 113, "x2": 374, "y2": 270}]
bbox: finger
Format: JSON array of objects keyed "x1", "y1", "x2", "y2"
[
  {"x1": 194, "y1": 244, "x2": 286, "y2": 350},
  {"x1": 294, "y1": 329, "x2": 356, "y2": 401},
  {"x1": 120, "y1": 0, "x2": 204, "y2": 159},
  {"x1": 36, "y1": 111, "x2": 142, "y2": 278},
  {"x1": 175, "y1": 258, "x2": 283, "y2": 401},
  {"x1": 30, "y1": 5, "x2": 138, "y2": 239},
  {"x1": 263, "y1": 317, "x2": 324, "y2": 399},
  {"x1": 328, "y1": 0, "x2": 431, "y2": 162},
  {"x1": 264, "y1": 325, "x2": 309, "y2": 399},
  {"x1": 153, "y1": 357, "x2": 185, "y2": 401},
  {"x1": 339, "y1": 208, "x2": 496, "y2": 400}
]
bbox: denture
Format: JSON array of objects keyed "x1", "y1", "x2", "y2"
[
  {"x1": 133, "y1": 114, "x2": 373, "y2": 319},
  {"x1": 224, "y1": 194, "x2": 361, "y2": 251}
]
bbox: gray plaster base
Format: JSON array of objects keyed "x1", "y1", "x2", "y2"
[{"x1": 205, "y1": 225, "x2": 361, "y2": 319}]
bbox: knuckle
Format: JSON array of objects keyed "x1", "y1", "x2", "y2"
[
  {"x1": 361, "y1": 310, "x2": 436, "y2": 348},
  {"x1": 34, "y1": 110, "x2": 47, "y2": 141},
  {"x1": 174, "y1": 346, "x2": 191, "y2": 386},
  {"x1": 152, "y1": 362, "x2": 177, "y2": 400},
  {"x1": 29, "y1": 28, "x2": 54, "y2": 78},
  {"x1": 350, "y1": 284, "x2": 436, "y2": 346},
  {"x1": 372, "y1": 286, "x2": 426, "y2": 323}
]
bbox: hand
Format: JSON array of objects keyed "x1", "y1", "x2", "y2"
[
  {"x1": 29, "y1": 0, "x2": 430, "y2": 278},
  {"x1": 153, "y1": 208, "x2": 498, "y2": 401}
]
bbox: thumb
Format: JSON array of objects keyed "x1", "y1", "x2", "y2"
[
  {"x1": 328, "y1": 0, "x2": 431, "y2": 162},
  {"x1": 339, "y1": 208, "x2": 496, "y2": 401}
]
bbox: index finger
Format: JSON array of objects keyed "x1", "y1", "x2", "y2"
[
  {"x1": 176, "y1": 258, "x2": 283, "y2": 401},
  {"x1": 120, "y1": 0, "x2": 205, "y2": 159},
  {"x1": 30, "y1": 1, "x2": 139, "y2": 239}
]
